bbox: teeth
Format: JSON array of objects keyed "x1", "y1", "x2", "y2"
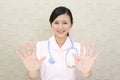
[{"x1": 58, "y1": 31, "x2": 64, "y2": 33}]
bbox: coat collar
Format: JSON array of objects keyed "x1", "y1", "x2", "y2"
[{"x1": 49, "y1": 35, "x2": 71, "y2": 50}]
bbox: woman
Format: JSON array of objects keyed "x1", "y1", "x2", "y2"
[{"x1": 16, "y1": 6, "x2": 100, "y2": 80}]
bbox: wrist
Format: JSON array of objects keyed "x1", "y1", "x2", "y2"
[
  {"x1": 27, "y1": 70, "x2": 38, "y2": 78},
  {"x1": 81, "y1": 70, "x2": 92, "y2": 78}
]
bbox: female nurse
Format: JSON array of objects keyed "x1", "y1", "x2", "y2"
[{"x1": 16, "y1": 6, "x2": 100, "y2": 80}]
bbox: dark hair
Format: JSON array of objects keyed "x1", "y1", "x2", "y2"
[{"x1": 49, "y1": 6, "x2": 73, "y2": 36}]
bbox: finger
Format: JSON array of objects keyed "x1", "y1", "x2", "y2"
[
  {"x1": 80, "y1": 41, "x2": 85, "y2": 56},
  {"x1": 16, "y1": 50, "x2": 24, "y2": 60},
  {"x1": 72, "y1": 54, "x2": 78, "y2": 65},
  {"x1": 93, "y1": 51, "x2": 101, "y2": 60},
  {"x1": 38, "y1": 56, "x2": 46, "y2": 65},
  {"x1": 21, "y1": 44, "x2": 28, "y2": 57},
  {"x1": 86, "y1": 40, "x2": 90, "y2": 56},
  {"x1": 89, "y1": 43, "x2": 94, "y2": 57},
  {"x1": 26, "y1": 41, "x2": 31, "y2": 55},
  {"x1": 33, "y1": 42, "x2": 37, "y2": 56},
  {"x1": 86, "y1": 41, "x2": 94, "y2": 57}
]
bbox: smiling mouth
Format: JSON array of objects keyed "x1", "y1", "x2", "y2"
[{"x1": 57, "y1": 30, "x2": 65, "y2": 34}]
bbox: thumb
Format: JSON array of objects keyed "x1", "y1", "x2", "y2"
[
  {"x1": 38, "y1": 56, "x2": 46, "y2": 65},
  {"x1": 72, "y1": 54, "x2": 78, "y2": 65}
]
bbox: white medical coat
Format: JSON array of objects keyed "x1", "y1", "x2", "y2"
[{"x1": 37, "y1": 35, "x2": 80, "y2": 80}]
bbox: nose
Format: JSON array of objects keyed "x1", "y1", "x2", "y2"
[{"x1": 58, "y1": 24, "x2": 63, "y2": 29}]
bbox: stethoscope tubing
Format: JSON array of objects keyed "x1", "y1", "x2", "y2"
[{"x1": 48, "y1": 40, "x2": 78, "y2": 68}]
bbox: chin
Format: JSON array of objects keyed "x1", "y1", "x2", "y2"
[{"x1": 57, "y1": 34, "x2": 67, "y2": 38}]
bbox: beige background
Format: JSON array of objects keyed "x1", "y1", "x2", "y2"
[{"x1": 0, "y1": 0, "x2": 120, "y2": 80}]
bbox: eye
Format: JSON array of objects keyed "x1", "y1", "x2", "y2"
[
  {"x1": 63, "y1": 22, "x2": 67, "y2": 24},
  {"x1": 54, "y1": 22, "x2": 59, "y2": 24}
]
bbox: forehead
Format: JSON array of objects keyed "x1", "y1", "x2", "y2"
[{"x1": 54, "y1": 14, "x2": 71, "y2": 21}]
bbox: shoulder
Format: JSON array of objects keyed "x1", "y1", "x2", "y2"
[
  {"x1": 36, "y1": 40, "x2": 48, "y2": 59},
  {"x1": 37, "y1": 40, "x2": 48, "y2": 48},
  {"x1": 37, "y1": 40, "x2": 48, "y2": 45},
  {"x1": 72, "y1": 41, "x2": 80, "y2": 55},
  {"x1": 73, "y1": 41, "x2": 80, "y2": 47},
  {"x1": 73, "y1": 41, "x2": 80, "y2": 50}
]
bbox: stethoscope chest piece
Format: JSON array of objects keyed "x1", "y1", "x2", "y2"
[{"x1": 49, "y1": 57, "x2": 55, "y2": 64}]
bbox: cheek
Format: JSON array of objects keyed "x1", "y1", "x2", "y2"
[
  {"x1": 66, "y1": 25, "x2": 72, "y2": 30},
  {"x1": 51, "y1": 26, "x2": 58, "y2": 32}
]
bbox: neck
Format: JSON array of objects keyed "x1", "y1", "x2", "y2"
[{"x1": 55, "y1": 35, "x2": 67, "y2": 48}]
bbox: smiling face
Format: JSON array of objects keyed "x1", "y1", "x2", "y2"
[{"x1": 51, "y1": 13, "x2": 72, "y2": 39}]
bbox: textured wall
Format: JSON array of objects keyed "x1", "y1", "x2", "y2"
[{"x1": 0, "y1": 0, "x2": 120, "y2": 80}]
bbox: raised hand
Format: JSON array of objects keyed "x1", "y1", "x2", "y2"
[
  {"x1": 16, "y1": 42, "x2": 46, "y2": 71},
  {"x1": 73, "y1": 41, "x2": 100, "y2": 73}
]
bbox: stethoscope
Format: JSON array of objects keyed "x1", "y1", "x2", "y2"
[{"x1": 48, "y1": 40, "x2": 78, "y2": 68}]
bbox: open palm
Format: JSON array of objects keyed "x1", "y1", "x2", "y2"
[
  {"x1": 73, "y1": 41, "x2": 100, "y2": 73},
  {"x1": 16, "y1": 42, "x2": 46, "y2": 71}
]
